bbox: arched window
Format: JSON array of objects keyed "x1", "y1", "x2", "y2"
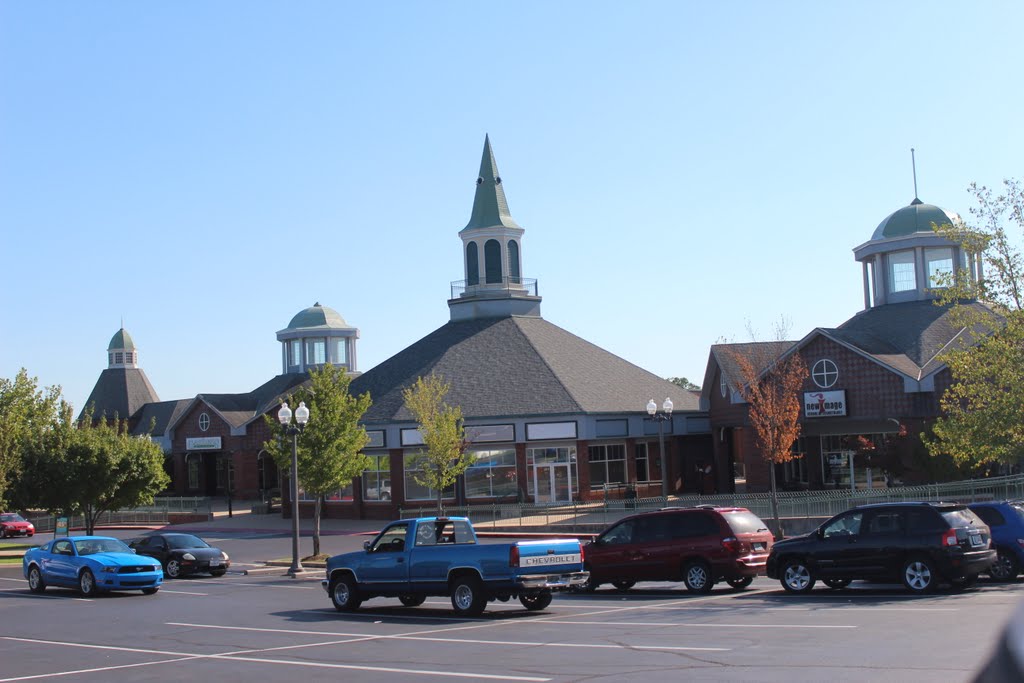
[
  {"x1": 466, "y1": 242, "x2": 479, "y2": 286},
  {"x1": 484, "y1": 239, "x2": 502, "y2": 284},
  {"x1": 508, "y1": 240, "x2": 520, "y2": 283}
]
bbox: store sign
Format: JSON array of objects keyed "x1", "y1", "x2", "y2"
[
  {"x1": 827, "y1": 453, "x2": 848, "y2": 467},
  {"x1": 186, "y1": 436, "x2": 222, "y2": 450},
  {"x1": 804, "y1": 390, "x2": 847, "y2": 417}
]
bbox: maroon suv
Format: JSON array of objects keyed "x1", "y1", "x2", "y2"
[{"x1": 580, "y1": 506, "x2": 774, "y2": 593}]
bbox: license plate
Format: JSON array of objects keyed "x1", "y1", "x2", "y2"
[
  {"x1": 969, "y1": 534, "x2": 982, "y2": 547},
  {"x1": 208, "y1": 559, "x2": 221, "y2": 567}
]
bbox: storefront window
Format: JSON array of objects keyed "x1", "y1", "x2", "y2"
[
  {"x1": 298, "y1": 485, "x2": 353, "y2": 502},
  {"x1": 403, "y1": 452, "x2": 455, "y2": 501},
  {"x1": 465, "y1": 448, "x2": 517, "y2": 498},
  {"x1": 588, "y1": 444, "x2": 626, "y2": 489},
  {"x1": 362, "y1": 454, "x2": 391, "y2": 501},
  {"x1": 635, "y1": 443, "x2": 649, "y2": 482},
  {"x1": 526, "y1": 446, "x2": 577, "y2": 500}
]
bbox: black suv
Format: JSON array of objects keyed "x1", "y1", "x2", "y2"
[
  {"x1": 766, "y1": 502, "x2": 995, "y2": 594},
  {"x1": 581, "y1": 506, "x2": 774, "y2": 593}
]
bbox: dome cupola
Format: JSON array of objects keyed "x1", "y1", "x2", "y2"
[
  {"x1": 107, "y1": 327, "x2": 138, "y2": 368},
  {"x1": 276, "y1": 302, "x2": 359, "y2": 375}
]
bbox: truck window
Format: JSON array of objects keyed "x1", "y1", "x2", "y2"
[{"x1": 372, "y1": 523, "x2": 409, "y2": 552}]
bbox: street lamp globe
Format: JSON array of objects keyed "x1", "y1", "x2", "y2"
[
  {"x1": 646, "y1": 399, "x2": 657, "y2": 416},
  {"x1": 295, "y1": 401, "x2": 310, "y2": 425},
  {"x1": 278, "y1": 402, "x2": 292, "y2": 425},
  {"x1": 663, "y1": 397, "x2": 673, "y2": 414}
]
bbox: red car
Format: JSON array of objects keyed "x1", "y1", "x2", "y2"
[
  {"x1": 580, "y1": 506, "x2": 774, "y2": 593},
  {"x1": 1, "y1": 513, "x2": 35, "y2": 538}
]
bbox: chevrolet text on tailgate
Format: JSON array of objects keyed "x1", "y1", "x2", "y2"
[{"x1": 322, "y1": 517, "x2": 589, "y2": 616}]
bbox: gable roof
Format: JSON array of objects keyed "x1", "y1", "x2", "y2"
[
  {"x1": 702, "y1": 341, "x2": 796, "y2": 404},
  {"x1": 79, "y1": 367, "x2": 160, "y2": 422},
  {"x1": 130, "y1": 399, "x2": 191, "y2": 437},
  {"x1": 167, "y1": 373, "x2": 311, "y2": 433},
  {"x1": 350, "y1": 315, "x2": 699, "y2": 424}
]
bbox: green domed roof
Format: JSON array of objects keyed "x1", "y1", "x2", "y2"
[
  {"x1": 107, "y1": 328, "x2": 136, "y2": 351},
  {"x1": 286, "y1": 302, "x2": 349, "y2": 330},
  {"x1": 871, "y1": 198, "x2": 961, "y2": 240}
]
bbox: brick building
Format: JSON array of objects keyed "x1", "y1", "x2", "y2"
[{"x1": 702, "y1": 197, "x2": 994, "y2": 493}]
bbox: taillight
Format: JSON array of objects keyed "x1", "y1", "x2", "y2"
[
  {"x1": 721, "y1": 537, "x2": 741, "y2": 554},
  {"x1": 510, "y1": 545, "x2": 520, "y2": 567},
  {"x1": 941, "y1": 528, "x2": 959, "y2": 547},
  {"x1": 579, "y1": 543, "x2": 585, "y2": 563}
]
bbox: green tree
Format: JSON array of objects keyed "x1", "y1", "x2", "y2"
[
  {"x1": 263, "y1": 364, "x2": 371, "y2": 557},
  {"x1": 668, "y1": 377, "x2": 700, "y2": 391},
  {"x1": 13, "y1": 407, "x2": 169, "y2": 534},
  {"x1": 0, "y1": 369, "x2": 63, "y2": 509},
  {"x1": 926, "y1": 179, "x2": 1024, "y2": 467},
  {"x1": 402, "y1": 374, "x2": 471, "y2": 513}
]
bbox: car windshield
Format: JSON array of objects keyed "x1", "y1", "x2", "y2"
[
  {"x1": 166, "y1": 534, "x2": 210, "y2": 549},
  {"x1": 723, "y1": 511, "x2": 769, "y2": 534},
  {"x1": 74, "y1": 539, "x2": 131, "y2": 555},
  {"x1": 1, "y1": 513, "x2": 26, "y2": 523}
]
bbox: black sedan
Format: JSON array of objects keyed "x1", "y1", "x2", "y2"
[{"x1": 129, "y1": 533, "x2": 230, "y2": 579}]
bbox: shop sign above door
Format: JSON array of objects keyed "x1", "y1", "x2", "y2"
[
  {"x1": 804, "y1": 390, "x2": 847, "y2": 417},
  {"x1": 186, "y1": 436, "x2": 222, "y2": 450}
]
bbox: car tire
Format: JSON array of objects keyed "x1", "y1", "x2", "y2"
[
  {"x1": 611, "y1": 580, "x2": 636, "y2": 592},
  {"x1": 989, "y1": 549, "x2": 1020, "y2": 582},
  {"x1": 164, "y1": 559, "x2": 181, "y2": 579},
  {"x1": 902, "y1": 556, "x2": 937, "y2": 594},
  {"x1": 823, "y1": 578, "x2": 852, "y2": 590},
  {"x1": 727, "y1": 576, "x2": 754, "y2": 591},
  {"x1": 330, "y1": 574, "x2": 362, "y2": 612},
  {"x1": 683, "y1": 561, "x2": 714, "y2": 594},
  {"x1": 209, "y1": 569, "x2": 227, "y2": 577},
  {"x1": 79, "y1": 569, "x2": 97, "y2": 597},
  {"x1": 399, "y1": 594, "x2": 426, "y2": 607},
  {"x1": 450, "y1": 576, "x2": 487, "y2": 617},
  {"x1": 142, "y1": 587, "x2": 159, "y2": 595},
  {"x1": 780, "y1": 559, "x2": 816, "y2": 594},
  {"x1": 519, "y1": 591, "x2": 553, "y2": 611},
  {"x1": 27, "y1": 565, "x2": 46, "y2": 593}
]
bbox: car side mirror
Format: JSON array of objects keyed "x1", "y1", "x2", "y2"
[
  {"x1": 363, "y1": 540, "x2": 371, "y2": 551},
  {"x1": 131, "y1": 548, "x2": 137, "y2": 554}
]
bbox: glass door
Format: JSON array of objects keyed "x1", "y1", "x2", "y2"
[{"x1": 533, "y1": 463, "x2": 573, "y2": 503}]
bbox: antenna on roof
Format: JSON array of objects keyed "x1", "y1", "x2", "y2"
[
  {"x1": 120, "y1": 316, "x2": 124, "y2": 330},
  {"x1": 911, "y1": 147, "x2": 919, "y2": 199}
]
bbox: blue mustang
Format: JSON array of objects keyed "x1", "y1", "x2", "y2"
[{"x1": 23, "y1": 536, "x2": 163, "y2": 596}]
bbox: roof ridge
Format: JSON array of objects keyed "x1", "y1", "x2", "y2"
[{"x1": 510, "y1": 318, "x2": 586, "y2": 413}]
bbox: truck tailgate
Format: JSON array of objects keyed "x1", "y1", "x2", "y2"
[{"x1": 514, "y1": 539, "x2": 583, "y2": 573}]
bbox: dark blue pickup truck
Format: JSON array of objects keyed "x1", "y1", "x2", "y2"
[{"x1": 323, "y1": 516, "x2": 589, "y2": 616}]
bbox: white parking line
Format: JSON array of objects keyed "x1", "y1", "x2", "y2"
[
  {"x1": 543, "y1": 619, "x2": 856, "y2": 629},
  {"x1": 0, "y1": 636, "x2": 551, "y2": 682},
  {"x1": 0, "y1": 588, "x2": 92, "y2": 602},
  {"x1": 168, "y1": 622, "x2": 731, "y2": 652},
  {"x1": 159, "y1": 589, "x2": 209, "y2": 596}
]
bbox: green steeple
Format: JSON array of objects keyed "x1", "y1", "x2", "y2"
[{"x1": 462, "y1": 135, "x2": 520, "y2": 231}]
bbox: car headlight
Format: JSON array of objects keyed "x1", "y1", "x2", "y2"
[
  {"x1": 152, "y1": 564, "x2": 161, "y2": 571},
  {"x1": 182, "y1": 553, "x2": 196, "y2": 561},
  {"x1": 221, "y1": 552, "x2": 229, "y2": 561},
  {"x1": 101, "y1": 566, "x2": 119, "y2": 573}
]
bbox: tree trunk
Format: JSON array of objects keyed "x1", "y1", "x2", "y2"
[
  {"x1": 437, "y1": 487, "x2": 443, "y2": 515},
  {"x1": 769, "y1": 460, "x2": 783, "y2": 540},
  {"x1": 313, "y1": 495, "x2": 322, "y2": 557}
]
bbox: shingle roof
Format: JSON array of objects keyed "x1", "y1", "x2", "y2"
[
  {"x1": 196, "y1": 373, "x2": 311, "y2": 429},
  {"x1": 350, "y1": 316, "x2": 699, "y2": 424},
  {"x1": 79, "y1": 367, "x2": 160, "y2": 421},
  {"x1": 131, "y1": 399, "x2": 191, "y2": 437},
  {"x1": 824, "y1": 300, "x2": 998, "y2": 379}
]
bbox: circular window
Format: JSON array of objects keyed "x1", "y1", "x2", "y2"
[
  {"x1": 811, "y1": 359, "x2": 839, "y2": 388},
  {"x1": 199, "y1": 413, "x2": 210, "y2": 432}
]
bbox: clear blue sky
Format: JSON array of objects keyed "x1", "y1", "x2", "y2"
[{"x1": 2, "y1": 2, "x2": 1021, "y2": 413}]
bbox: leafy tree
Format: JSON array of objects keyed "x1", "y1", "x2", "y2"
[
  {"x1": 0, "y1": 369, "x2": 63, "y2": 509},
  {"x1": 927, "y1": 179, "x2": 1024, "y2": 467},
  {"x1": 263, "y1": 364, "x2": 371, "y2": 557},
  {"x1": 732, "y1": 344, "x2": 807, "y2": 539},
  {"x1": 668, "y1": 377, "x2": 700, "y2": 391},
  {"x1": 13, "y1": 407, "x2": 169, "y2": 534},
  {"x1": 402, "y1": 374, "x2": 471, "y2": 513}
]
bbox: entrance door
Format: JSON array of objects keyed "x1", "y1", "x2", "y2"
[{"x1": 533, "y1": 463, "x2": 572, "y2": 503}]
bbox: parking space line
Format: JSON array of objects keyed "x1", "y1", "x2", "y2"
[
  {"x1": 159, "y1": 589, "x2": 209, "y2": 596},
  {"x1": 0, "y1": 656, "x2": 200, "y2": 682},
  {"x1": 543, "y1": 619, "x2": 856, "y2": 629},
  {"x1": 167, "y1": 622, "x2": 731, "y2": 653},
  {"x1": 0, "y1": 588, "x2": 92, "y2": 602},
  {"x1": 0, "y1": 635, "x2": 551, "y2": 682}
]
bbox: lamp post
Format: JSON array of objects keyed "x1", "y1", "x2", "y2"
[
  {"x1": 646, "y1": 397, "x2": 674, "y2": 498},
  {"x1": 278, "y1": 401, "x2": 309, "y2": 577}
]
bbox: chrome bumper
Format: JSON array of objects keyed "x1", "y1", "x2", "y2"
[{"x1": 516, "y1": 571, "x2": 590, "y2": 590}]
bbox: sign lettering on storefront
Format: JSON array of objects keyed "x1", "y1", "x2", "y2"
[
  {"x1": 186, "y1": 436, "x2": 222, "y2": 450},
  {"x1": 804, "y1": 390, "x2": 847, "y2": 417}
]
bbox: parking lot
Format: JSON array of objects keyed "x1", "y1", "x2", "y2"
[{"x1": 0, "y1": 554, "x2": 1019, "y2": 683}]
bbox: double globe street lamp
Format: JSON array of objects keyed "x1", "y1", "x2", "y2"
[
  {"x1": 646, "y1": 397, "x2": 674, "y2": 498},
  {"x1": 278, "y1": 401, "x2": 310, "y2": 577}
]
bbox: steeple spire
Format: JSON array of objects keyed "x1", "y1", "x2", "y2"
[{"x1": 463, "y1": 134, "x2": 520, "y2": 231}]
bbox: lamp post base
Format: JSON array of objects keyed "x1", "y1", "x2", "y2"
[{"x1": 287, "y1": 565, "x2": 306, "y2": 578}]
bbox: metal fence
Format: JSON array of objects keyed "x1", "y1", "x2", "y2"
[
  {"x1": 399, "y1": 474, "x2": 1024, "y2": 532},
  {"x1": 24, "y1": 497, "x2": 212, "y2": 533}
]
